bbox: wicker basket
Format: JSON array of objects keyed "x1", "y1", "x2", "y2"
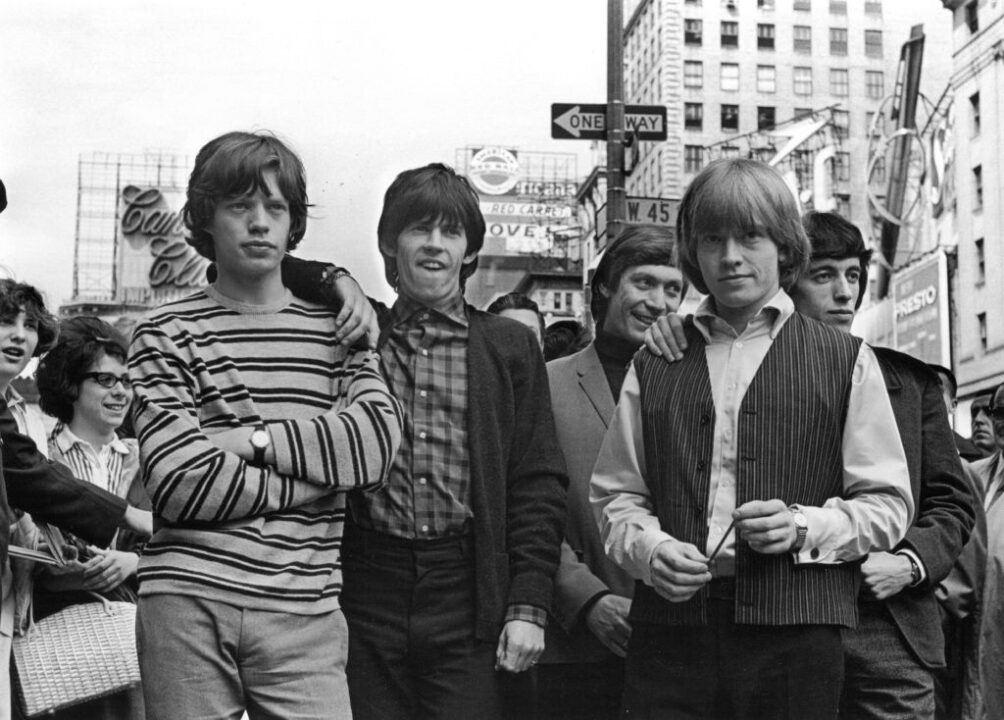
[{"x1": 12, "y1": 599, "x2": 140, "y2": 718}]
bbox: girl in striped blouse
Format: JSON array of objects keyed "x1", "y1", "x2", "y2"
[{"x1": 34, "y1": 316, "x2": 149, "y2": 720}]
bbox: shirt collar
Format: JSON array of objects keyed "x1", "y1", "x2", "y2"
[
  {"x1": 3, "y1": 385, "x2": 25, "y2": 410},
  {"x1": 391, "y1": 294, "x2": 469, "y2": 328},
  {"x1": 53, "y1": 423, "x2": 130, "y2": 457},
  {"x1": 693, "y1": 288, "x2": 794, "y2": 342}
]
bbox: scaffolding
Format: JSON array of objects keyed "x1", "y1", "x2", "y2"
[{"x1": 73, "y1": 151, "x2": 189, "y2": 301}]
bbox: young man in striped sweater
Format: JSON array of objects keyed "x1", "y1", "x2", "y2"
[{"x1": 128, "y1": 131, "x2": 403, "y2": 720}]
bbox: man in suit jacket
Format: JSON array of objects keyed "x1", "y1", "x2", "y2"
[
  {"x1": 788, "y1": 212, "x2": 976, "y2": 720},
  {"x1": 541, "y1": 225, "x2": 685, "y2": 720},
  {"x1": 281, "y1": 163, "x2": 567, "y2": 720}
]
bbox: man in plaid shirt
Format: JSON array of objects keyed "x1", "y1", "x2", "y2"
[{"x1": 283, "y1": 163, "x2": 568, "y2": 720}]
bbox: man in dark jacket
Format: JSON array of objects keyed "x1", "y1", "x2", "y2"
[
  {"x1": 282, "y1": 163, "x2": 567, "y2": 720},
  {"x1": 789, "y1": 211, "x2": 976, "y2": 719}
]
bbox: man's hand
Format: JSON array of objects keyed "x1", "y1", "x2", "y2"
[
  {"x1": 734, "y1": 500, "x2": 797, "y2": 555},
  {"x1": 332, "y1": 275, "x2": 379, "y2": 349},
  {"x1": 122, "y1": 505, "x2": 153, "y2": 538},
  {"x1": 861, "y1": 551, "x2": 914, "y2": 600},
  {"x1": 495, "y1": 620, "x2": 544, "y2": 673},
  {"x1": 649, "y1": 539, "x2": 711, "y2": 603},
  {"x1": 81, "y1": 548, "x2": 138, "y2": 593},
  {"x1": 643, "y1": 314, "x2": 688, "y2": 361},
  {"x1": 585, "y1": 594, "x2": 632, "y2": 658}
]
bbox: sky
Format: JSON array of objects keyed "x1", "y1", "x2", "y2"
[{"x1": 0, "y1": 1, "x2": 608, "y2": 308}]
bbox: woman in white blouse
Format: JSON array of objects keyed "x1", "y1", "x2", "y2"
[{"x1": 34, "y1": 316, "x2": 148, "y2": 720}]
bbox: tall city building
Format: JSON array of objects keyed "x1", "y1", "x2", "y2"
[
  {"x1": 621, "y1": 0, "x2": 951, "y2": 245},
  {"x1": 941, "y1": 0, "x2": 1004, "y2": 398}
]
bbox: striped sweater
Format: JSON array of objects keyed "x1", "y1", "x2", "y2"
[{"x1": 129, "y1": 287, "x2": 403, "y2": 614}]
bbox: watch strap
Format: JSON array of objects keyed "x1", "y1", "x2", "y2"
[{"x1": 251, "y1": 424, "x2": 267, "y2": 466}]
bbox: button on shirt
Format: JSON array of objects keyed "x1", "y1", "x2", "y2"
[
  {"x1": 354, "y1": 295, "x2": 472, "y2": 539},
  {"x1": 591, "y1": 290, "x2": 914, "y2": 585}
]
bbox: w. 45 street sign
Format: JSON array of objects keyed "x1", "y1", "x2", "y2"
[
  {"x1": 596, "y1": 197, "x2": 679, "y2": 239},
  {"x1": 551, "y1": 103, "x2": 667, "y2": 141}
]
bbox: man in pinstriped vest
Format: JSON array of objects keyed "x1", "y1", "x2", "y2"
[{"x1": 590, "y1": 159, "x2": 914, "y2": 720}]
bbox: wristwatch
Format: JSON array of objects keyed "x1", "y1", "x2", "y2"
[
  {"x1": 249, "y1": 424, "x2": 270, "y2": 466},
  {"x1": 899, "y1": 552, "x2": 922, "y2": 586},
  {"x1": 788, "y1": 505, "x2": 808, "y2": 553}
]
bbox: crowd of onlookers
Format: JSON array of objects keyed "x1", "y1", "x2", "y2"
[{"x1": 0, "y1": 136, "x2": 1001, "y2": 720}]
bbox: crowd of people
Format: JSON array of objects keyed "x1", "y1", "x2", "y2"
[{"x1": 0, "y1": 131, "x2": 1000, "y2": 720}]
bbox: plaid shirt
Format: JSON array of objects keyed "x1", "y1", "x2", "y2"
[
  {"x1": 352, "y1": 294, "x2": 545, "y2": 628},
  {"x1": 355, "y1": 294, "x2": 472, "y2": 538}
]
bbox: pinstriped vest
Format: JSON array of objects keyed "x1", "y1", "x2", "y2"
[{"x1": 632, "y1": 312, "x2": 863, "y2": 627}]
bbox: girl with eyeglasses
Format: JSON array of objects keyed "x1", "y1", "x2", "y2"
[{"x1": 33, "y1": 316, "x2": 149, "y2": 720}]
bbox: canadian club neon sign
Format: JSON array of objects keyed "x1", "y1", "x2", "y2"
[{"x1": 120, "y1": 186, "x2": 208, "y2": 290}]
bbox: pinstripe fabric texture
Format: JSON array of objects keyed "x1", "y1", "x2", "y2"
[
  {"x1": 48, "y1": 424, "x2": 137, "y2": 498},
  {"x1": 129, "y1": 288, "x2": 403, "y2": 614},
  {"x1": 632, "y1": 313, "x2": 862, "y2": 627}
]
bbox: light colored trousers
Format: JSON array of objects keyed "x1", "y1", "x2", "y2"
[{"x1": 137, "y1": 594, "x2": 351, "y2": 720}]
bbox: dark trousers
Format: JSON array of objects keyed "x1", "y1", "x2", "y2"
[
  {"x1": 340, "y1": 525, "x2": 502, "y2": 720},
  {"x1": 535, "y1": 657, "x2": 625, "y2": 720},
  {"x1": 622, "y1": 592, "x2": 844, "y2": 720},
  {"x1": 840, "y1": 601, "x2": 935, "y2": 720}
]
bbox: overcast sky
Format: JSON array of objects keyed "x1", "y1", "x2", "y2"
[{"x1": 0, "y1": 1, "x2": 607, "y2": 307}]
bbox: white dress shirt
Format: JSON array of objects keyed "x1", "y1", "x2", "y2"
[{"x1": 590, "y1": 290, "x2": 914, "y2": 586}]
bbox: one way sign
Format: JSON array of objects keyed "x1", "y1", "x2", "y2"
[{"x1": 550, "y1": 103, "x2": 667, "y2": 141}]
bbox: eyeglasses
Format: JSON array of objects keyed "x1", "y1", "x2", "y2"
[{"x1": 81, "y1": 372, "x2": 132, "y2": 390}]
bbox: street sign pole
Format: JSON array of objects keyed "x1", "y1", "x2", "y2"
[{"x1": 606, "y1": 0, "x2": 626, "y2": 242}]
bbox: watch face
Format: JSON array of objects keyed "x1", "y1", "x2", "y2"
[
  {"x1": 792, "y1": 512, "x2": 808, "y2": 529},
  {"x1": 251, "y1": 430, "x2": 269, "y2": 449}
]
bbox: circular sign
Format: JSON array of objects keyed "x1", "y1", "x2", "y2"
[{"x1": 469, "y1": 147, "x2": 520, "y2": 195}]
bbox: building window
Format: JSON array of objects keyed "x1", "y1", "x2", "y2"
[
  {"x1": 865, "y1": 30, "x2": 883, "y2": 58},
  {"x1": 684, "y1": 61, "x2": 704, "y2": 88},
  {"x1": 721, "y1": 145, "x2": 740, "y2": 159},
  {"x1": 871, "y1": 157, "x2": 886, "y2": 184},
  {"x1": 834, "y1": 151, "x2": 850, "y2": 181},
  {"x1": 830, "y1": 27, "x2": 848, "y2": 55},
  {"x1": 833, "y1": 109, "x2": 849, "y2": 139},
  {"x1": 965, "y1": 1, "x2": 979, "y2": 33},
  {"x1": 974, "y1": 165, "x2": 983, "y2": 209},
  {"x1": 685, "y1": 19, "x2": 703, "y2": 46},
  {"x1": 793, "y1": 67, "x2": 812, "y2": 95},
  {"x1": 793, "y1": 25, "x2": 812, "y2": 52},
  {"x1": 834, "y1": 194, "x2": 851, "y2": 217},
  {"x1": 685, "y1": 145, "x2": 704, "y2": 173},
  {"x1": 830, "y1": 68, "x2": 849, "y2": 96},
  {"x1": 976, "y1": 237, "x2": 986, "y2": 284},
  {"x1": 685, "y1": 103, "x2": 704, "y2": 130},
  {"x1": 721, "y1": 21, "x2": 739, "y2": 48},
  {"x1": 757, "y1": 65, "x2": 776, "y2": 93},
  {"x1": 866, "y1": 71, "x2": 884, "y2": 99},
  {"x1": 794, "y1": 0, "x2": 810, "y2": 9},
  {"x1": 685, "y1": 0, "x2": 701, "y2": 4},
  {"x1": 979, "y1": 312, "x2": 988, "y2": 352},
  {"x1": 794, "y1": 107, "x2": 813, "y2": 119},
  {"x1": 757, "y1": 106, "x2": 776, "y2": 130},
  {"x1": 721, "y1": 104, "x2": 740, "y2": 131},
  {"x1": 720, "y1": 63, "x2": 740, "y2": 91},
  {"x1": 758, "y1": 0, "x2": 775, "y2": 7},
  {"x1": 757, "y1": 24, "x2": 775, "y2": 50},
  {"x1": 865, "y1": 0, "x2": 882, "y2": 14},
  {"x1": 553, "y1": 293, "x2": 561, "y2": 311},
  {"x1": 970, "y1": 92, "x2": 981, "y2": 135},
  {"x1": 830, "y1": 0, "x2": 847, "y2": 13}
]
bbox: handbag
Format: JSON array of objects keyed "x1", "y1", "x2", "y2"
[{"x1": 11, "y1": 595, "x2": 140, "y2": 717}]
